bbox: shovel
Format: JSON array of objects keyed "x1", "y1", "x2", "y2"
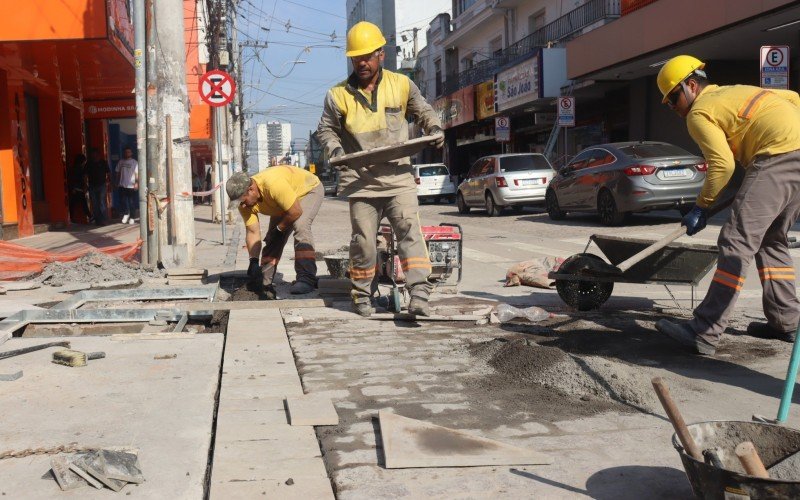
[{"x1": 578, "y1": 196, "x2": 735, "y2": 278}]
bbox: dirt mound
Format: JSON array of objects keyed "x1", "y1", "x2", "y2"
[
  {"x1": 36, "y1": 252, "x2": 164, "y2": 286},
  {"x1": 472, "y1": 338, "x2": 657, "y2": 411}
]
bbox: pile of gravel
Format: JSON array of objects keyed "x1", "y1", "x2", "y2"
[
  {"x1": 473, "y1": 338, "x2": 657, "y2": 411},
  {"x1": 35, "y1": 252, "x2": 165, "y2": 287}
]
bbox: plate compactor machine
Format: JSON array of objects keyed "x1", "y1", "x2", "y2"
[{"x1": 376, "y1": 222, "x2": 463, "y2": 312}]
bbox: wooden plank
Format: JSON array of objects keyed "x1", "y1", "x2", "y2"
[
  {"x1": 166, "y1": 268, "x2": 208, "y2": 277},
  {"x1": 285, "y1": 395, "x2": 339, "y2": 426},
  {"x1": 379, "y1": 410, "x2": 552, "y2": 469}
]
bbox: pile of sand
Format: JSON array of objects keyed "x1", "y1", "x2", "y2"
[
  {"x1": 472, "y1": 338, "x2": 657, "y2": 411},
  {"x1": 36, "y1": 252, "x2": 164, "y2": 286}
]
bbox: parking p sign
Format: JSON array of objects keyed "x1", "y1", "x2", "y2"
[{"x1": 761, "y1": 46, "x2": 789, "y2": 89}]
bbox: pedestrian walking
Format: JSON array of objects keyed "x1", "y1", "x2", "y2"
[
  {"x1": 115, "y1": 146, "x2": 138, "y2": 224},
  {"x1": 192, "y1": 173, "x2": 202, "y2": 205},
  {"x1": 654, "y1": 55, "x2": 800, "y2": 355},
  {"x1": 226, "y1": 167, "x2": 323, "y2": 299},
  {"x1": 68, "y1": 153, "x2": 92, "y2": 224},
  {"x1": 316, "y1": 21, "x2": 444, "y2": 317},
  {"x1": 86, "y1": 148, "x2": 110, "y2": 226}
]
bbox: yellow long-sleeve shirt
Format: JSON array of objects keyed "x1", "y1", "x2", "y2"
[
  {"x1": 237, "y1": 166, "x2": 319, "y2": 226},
  {"x1": 686, "y1": 84, "x2": 800, "y2": 207}
]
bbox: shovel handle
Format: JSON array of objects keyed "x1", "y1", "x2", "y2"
[
  {"x1": 735, "y1": 441, "x2": 770, "y2": 478},
  {"x1": 652, "y1": 377, "x2": 702, "y2": 460},
  {"x1": 618, "y1": 226, "x2": 686, "y2": 273}
]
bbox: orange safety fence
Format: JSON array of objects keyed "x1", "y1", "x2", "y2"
[{"x1": 0, "y1": 239, "x2": 142, "y2": 281}]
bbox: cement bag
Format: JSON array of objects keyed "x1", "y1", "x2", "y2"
[{"x1": 505, "y1": 256, "x2": 565, "y2": 289}]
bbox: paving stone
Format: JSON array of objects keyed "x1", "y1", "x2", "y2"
[
  {"x1": 210, "y1": 475, "x2": 334, "y2": 499},
  {"x1": 286, "y1": 395, "x2": 339, "y2": 426},
  {"x1": 360, "y1": 385, "x2": 409, "y2": 397}
]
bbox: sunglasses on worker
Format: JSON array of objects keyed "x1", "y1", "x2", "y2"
[{"x1": 666, "y1": 88, "x2": 681, "y2": 107}]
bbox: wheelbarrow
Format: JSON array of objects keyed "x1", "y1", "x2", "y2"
[{"x1": 548, "y1": 234, "x2": 719, "y2": 311}]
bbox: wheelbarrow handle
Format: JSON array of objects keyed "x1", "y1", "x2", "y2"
[{"x1": 617, "y1": 196, "x2": 737, "y2": 274}]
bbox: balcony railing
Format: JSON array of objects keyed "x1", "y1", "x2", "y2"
[{"x1": 439, "y1": 0, "x2": 621, "y2": 97}]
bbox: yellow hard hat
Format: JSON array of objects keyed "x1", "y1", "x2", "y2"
[
  {"x1": 657, "y1": 55, "x2": 706, "y2": 103},
  {"x1": 346, "y1": 21, "x2": 387, "y2": 57}
]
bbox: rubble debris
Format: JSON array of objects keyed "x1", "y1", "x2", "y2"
[
  {"x1": 35, "y1": 252, "x2": 165, "y2": 287},
  {"x1": 0, "y1": 370, "x2": 23, "y2": 381},
  {"x1": 284, "y1": 314, "x2": 304, "y2": 325},
  {"x1": 71, "y1": 451, "x2": 126, "y2": 492},
  {"x1": 101, "y1": 450, "x2": 144, "y2": 484},
  {"x1": 68, "y1": 460, "x2": 104, "y2": 489},
  {"x1": 50, "y1": 455, "x2": 87, "y2": 491}
]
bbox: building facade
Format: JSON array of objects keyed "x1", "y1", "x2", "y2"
[
  {"x1": 0, "y1": 0, "x2": 212, "y2": 240},
  {"x1": 416, "y1": 0, "x2": 620, "y2": 177}
]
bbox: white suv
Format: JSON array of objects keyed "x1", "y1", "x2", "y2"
[{"x1": 414, "y1": 163, "x2": 456, "y2": 204}]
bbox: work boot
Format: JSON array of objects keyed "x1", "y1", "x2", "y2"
[
  {"x1": 746, "y1": 322, "x2": 796, "y2": 343},
  {"x1": 258, "y1": 284, "x2": 278, "y2": 301},
  {"x1": 407, "y1": 295, "x2": 430, "y2": 317},
  {"x1": 352, "y1": 300, "x2": 375, "y2": 317},
  {"x1": 655, "y1": 319, "x2": 715, "y2": 355},
  {"x1": 290, "y1": 280, "x2": 315, "y2": 295}
]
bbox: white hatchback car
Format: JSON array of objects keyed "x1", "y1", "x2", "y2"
[{"x1": 414, "y1": 163, "x2": 457, "y2": 204}]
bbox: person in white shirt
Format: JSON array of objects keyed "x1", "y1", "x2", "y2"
[{"x1": 116, "y1": 147, "x2": 139, "y2": 224}]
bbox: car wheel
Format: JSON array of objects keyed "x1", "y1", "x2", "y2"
[
  {"x1": 457, "y1": 193, "x2": 470, "y2": 214},
  {"x1": 546, "y1": 190, "x2": 566, "y2": 221},
  {"x1": 485, "y1": 193, "x2": 502, "y2": 216},
  {"x1": 597, "y1": 189, "x2": 626, "y2": 226}
]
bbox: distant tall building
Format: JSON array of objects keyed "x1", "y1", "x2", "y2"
[
  {"x1": 266, "y1": 121, "x2": 292, "y2": 163},
  {"x1": 253, "y1": 123, "x2": 270, "y2": 172},
  {"x1": 345, "y1": 0, "x2": 397, "y2": 72}
]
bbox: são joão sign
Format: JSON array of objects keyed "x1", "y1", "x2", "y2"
[{"x1": 494, "y1": 55, "x2": 541, "y2": 113}]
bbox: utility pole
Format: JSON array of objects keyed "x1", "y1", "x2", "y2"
[
  {"x1": 155, "y1": 0, "x2": 195, "y2": 265},
  {"x1": 230, "y1": 0, "x2": 244, "y2": 174},
  {"x1": 133, "y1": 0, "x2": 148, "y2": 265},
  {"x1": 208, "y1": 0, "x2": 231, "y2": 227},
  {"x1": 145, "y1": 0, "x2": 159, "y2": 265}
]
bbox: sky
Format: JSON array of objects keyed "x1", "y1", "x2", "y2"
[{"x1": 237, "y1": 0, "x2": 452, "y2": 146}]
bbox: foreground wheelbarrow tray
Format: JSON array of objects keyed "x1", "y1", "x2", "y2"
[
  {"x1": 548, "y1": 234, "x2": 718, "y2": 310},
  {"x1": 673, "y1": 421, "x2": 800, "y2": 499}
]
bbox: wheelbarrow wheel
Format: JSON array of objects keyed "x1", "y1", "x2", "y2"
[{"x1": 555, "y1": 253, "x2": 614, "y2": 311}]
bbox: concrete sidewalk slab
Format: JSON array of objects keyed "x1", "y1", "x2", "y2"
[{"x1": 0, "y1": 334, "x2": 223, "y2": 499}]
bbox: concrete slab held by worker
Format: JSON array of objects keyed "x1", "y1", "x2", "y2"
[
  {"x1": 226, "y1": 166, "x2": 324, "y2": 298},
  {"x1": 654, "y1": 55, "x2": 800, "y2": 355},
  {"x1": 316, "y1": 21, "x2": 444, "y2": 318}
]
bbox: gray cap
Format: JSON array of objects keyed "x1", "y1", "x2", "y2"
[{"x1": 226, "y1": 171, "x2": 251, "y2": 201}]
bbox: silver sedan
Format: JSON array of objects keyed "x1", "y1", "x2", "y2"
[{"x1": 545, "y1": 141, "x2": 707, "y2": 226}]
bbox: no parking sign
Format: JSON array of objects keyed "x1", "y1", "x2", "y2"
[
  {"x1": 761, "y1": 46, "x2": 789, "y2": 89},
  {"x1": 558, "y1": 97, "x2": 575, "y2": 127}
]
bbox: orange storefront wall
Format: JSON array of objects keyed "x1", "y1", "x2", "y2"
[
  {"x1": 0, "y1": 74, "x2": 34, "y2": 236},
  {"x1": 0, "y1": 0, "x2": 107, "y2": 42},
  {"x1": 186, "y1": 0, "x2": 211, "y2": 140}
]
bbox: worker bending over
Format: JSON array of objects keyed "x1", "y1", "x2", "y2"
[
  {"x1": 226, "y1": 167, "x2": 323, "y2": 298},
  {"x1": 316, "y1": 21, "x2": 444, "y2": 317},
  {"x1": 655, "y1": 55, "x2": 800, "y2": 355}
]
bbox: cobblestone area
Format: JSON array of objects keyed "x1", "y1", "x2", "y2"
[{"x1": 282, "y1": 305, "x2": 694, "y2": 499}]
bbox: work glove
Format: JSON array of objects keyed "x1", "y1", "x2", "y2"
[
  {"x1": 682, "y1": 205, "x2": 707, "y2": 236},
  {"x1": 247, "y1": 257, "x2": 260, "y2": 279},
  {"x1": 330, "y1": 147, "x2": 348, "y2": 171},
  {"x1": 428, "y1": 126, "x2": 445, "y2": 148}
]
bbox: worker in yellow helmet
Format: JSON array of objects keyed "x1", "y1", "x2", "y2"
[
  {"x1": 654, "y1": 55, "x2": 800, "y2": 355},
  {"x1": 316, "y1": 21, "x2": 444, "y2": 317}
]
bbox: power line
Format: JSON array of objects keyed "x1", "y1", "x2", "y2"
[{"x1": 282, "y1": 0, "x2": 344, "y2": 19}]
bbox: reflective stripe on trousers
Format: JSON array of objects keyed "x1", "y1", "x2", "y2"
[
  {"x1": 349, "y1": 191, "x2": 433, "y2": 303},
  {"x1": 689, "y1": 150, "x2": 800, "y2": 342}
]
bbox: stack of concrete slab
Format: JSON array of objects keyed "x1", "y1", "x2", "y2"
[
  {"x1": 166, "y1": 268, "x2": 208, "y2": 286},
  {"x1": 209, "y1": 309, "x2": 334, "y2": 498}
]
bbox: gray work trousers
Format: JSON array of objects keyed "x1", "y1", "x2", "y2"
[
  {"x1": 261, "y1": 182, "x2": 324, "y2": 286},
  {"x1": 349, "y1": 191, "x2": 433, "y2": 303},
  {"x1": 689, "y1": 150, "x2": 800, "y2": 343}
]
